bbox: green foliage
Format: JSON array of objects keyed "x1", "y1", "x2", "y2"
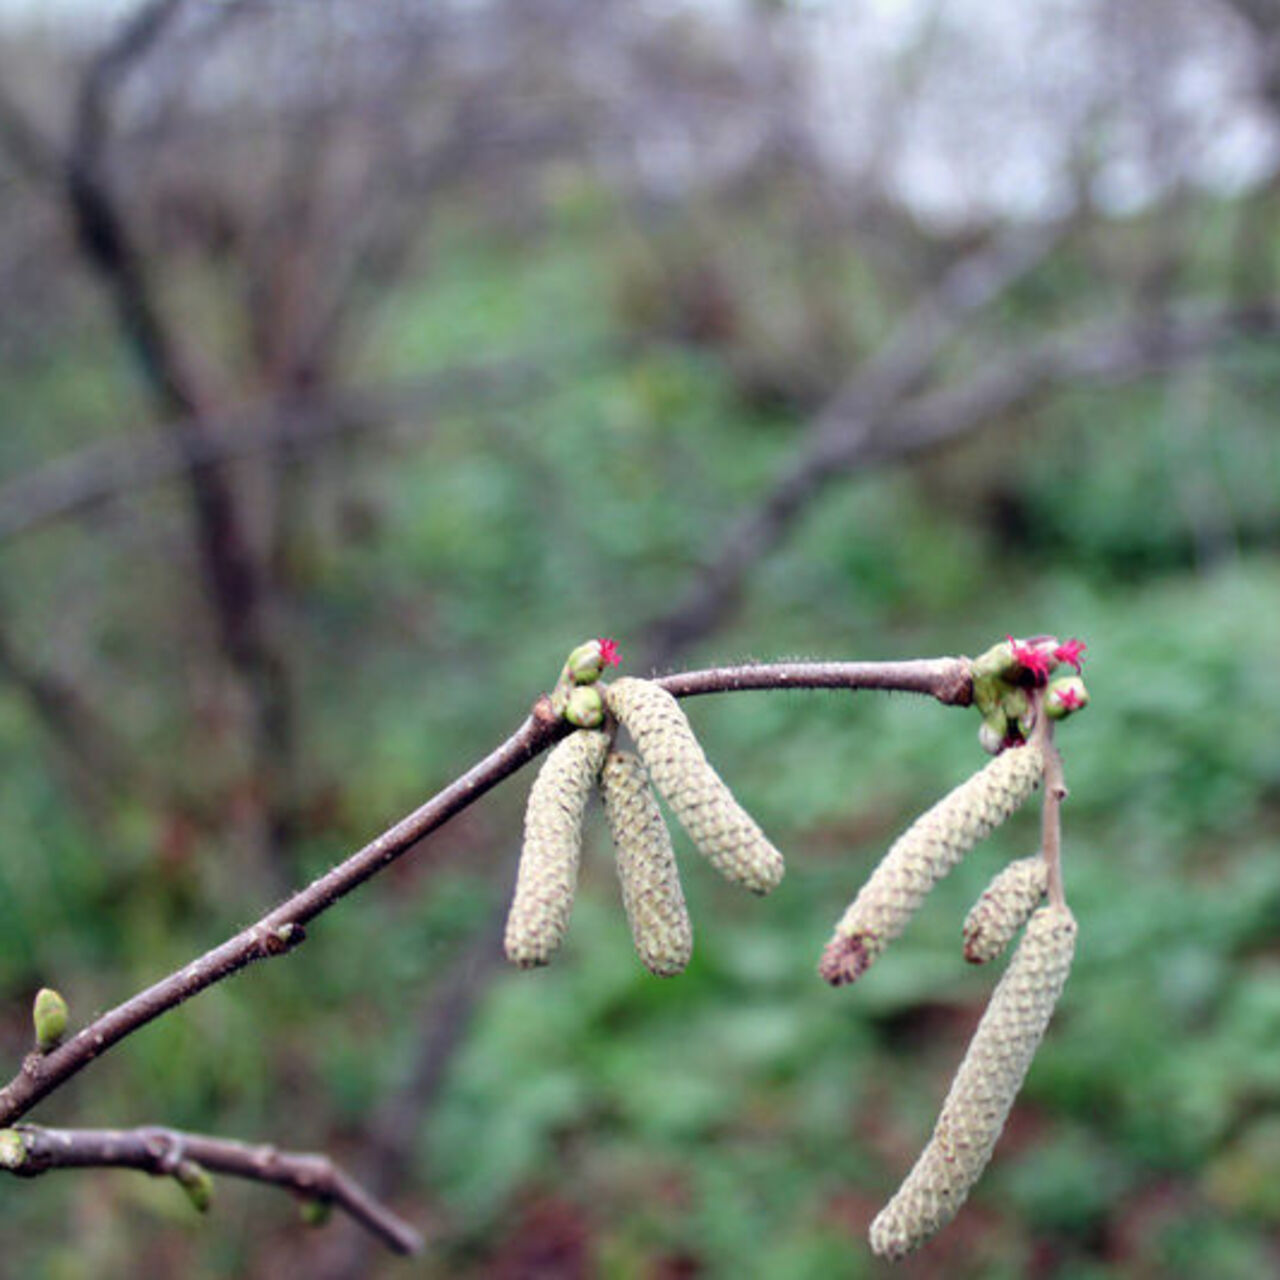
[{"x1": 1, "y1": 188, "x2": 1278, "y2": 1277}]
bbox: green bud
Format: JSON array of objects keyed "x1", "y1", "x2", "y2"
[
  {"x1": 1046, "y1": 676, "x2": 1089, "y2": 720},
  {"x1": 33, "y1": 988, "x2": 68, "y2": 1052},
  {"x1": 977, "y1": 718, "x2": 1005, "y2": 756},
  {"x1": 0, "y1": 1129, "x2": 27, "y2": 1170},
  {"x1": 564, "y1": 684, "x2": 605, "y2": 727},
  {"x1": 970, "y1": 641, "x2": 1018, "y2": 683},
  {"x1": 971, "y1": 673, "x2": 1004, "y2": 720},
  {"x1": 1001, "y1": 687, "x2": 1029, "y2": 722},
  {"x1": 176, "y1": 1160, "x2": 214, "y2": 1213},
  {"x1": 565, "y1": 640, "x2": 607, "y2": 685},
  {"x1": 299, "y1": 1197, "x2": 333, "y2": 1227},
  {"x1": 1001, "y1": 686, "x2": 1035, "y2": 737}
]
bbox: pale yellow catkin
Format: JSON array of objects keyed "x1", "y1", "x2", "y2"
[
  {"x1": 604, "y1": 678, "x2": 785, "y2": 895},
  {"x1": 963, "y1": 856, "x2": 1049, "y2": 965},
  {"x1": 869, "y1": 903, "x2": 1077, "y2": 1259},
  {"x1": 600, "y1": 751, "x2": 693, "y2": 976},
  {"x1": 504, "y1": 729, "x2": 610, "y2": 968},
  {"x1": 819, "y1": 745, "x2": 1044, "y2": 986}
]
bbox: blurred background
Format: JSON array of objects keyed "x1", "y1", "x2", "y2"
[{"x1": 1, "y1": 0, "x2": 1279, "y2": 1276}]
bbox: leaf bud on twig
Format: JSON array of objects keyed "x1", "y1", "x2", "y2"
[
  {"x1": 299, "y1": 1197, "x2": 333, "y2": 1227},
  {"x1": 870, "y1": 903, "x2": 1077, "y2": 1258},
  {"x1": 819, "y1": 745, "x2": 1045, "y2": 986},
  {"x1": 977, "y1": 710, "x2": 1007, "y2": 756},
  {"x1": 963, "y1": 856, "x2": 1048, "y2": 964},
  {"x1": 605, "y1": 678, "x2": 784, "y2": 895},
  {"x1": 32, "y1": 988, "x2": 68, "y2": 1052},
  {"x1": 970, "y1": 639, "x2": 1020, "y2": 683},
  {"x1": 600, "y1": 751, "x2": 693, "y2": 976},
  {"x1": 564, "y1": 685, "x2": 606, "y2": 728},
  {"x1": 0, "y1": 1129, "x2": 27, "y2": 1170},
  {"x1": 176, "y1": 1159, "x2": 214, "y2": 1214},
  {"x1": 504, "y1": 730, "x2": 610, "y2": 968}
]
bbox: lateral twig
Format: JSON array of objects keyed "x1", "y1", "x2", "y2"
[
  {"x1": 0, "y1": 1124, "x2": 422, "y2": 1255},
  {"x1": 1033, "y1": 702, "x2": 1068, "y2": 908}
]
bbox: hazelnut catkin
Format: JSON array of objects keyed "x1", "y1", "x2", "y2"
[
  {"x1": 600, "y1": 751, "x2": 693, "y2": 976},
  {"x1": 963, "y1": 856, "x2": 1049, "y2": 965},
  {"x1": 504, "y1": 729, "x2": 610, "y2": 968},
  {"x1": 604, "y1": 678, "x2": 785, "y2": 895},
  {"x1": 869, "y1": 903, "x2": 1077, "y2": 1259},
  {"x1": 819, "y1": 744, "x2": 1044, "y2": 986}
]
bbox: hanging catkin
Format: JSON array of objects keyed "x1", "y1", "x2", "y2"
[
  {"x1": 504, "y1": 729, "x2": 610, "y2": 968},
  {"x1": 963, "y1": 856, "x2": 1049, "y2": 965},
  {"x1": 604, "y1": 678, "x2": 785, "y2": 894},
  {"x1": 600, "y1": 750, "x2": 693, "y2": 976},
  {"x1": 819, "y1": 744, "x2": 1044, "y2": 986},
  {"x1": 869, "y1": 903, "x2": 1077, "y2": 1259}
]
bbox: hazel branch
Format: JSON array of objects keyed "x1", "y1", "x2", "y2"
[
  {"x1": 0, "y1": 1124, "x2": 422, "y2": 1255},
  {"x1": 0, "y1": 654, "x2": 971, "y2": 1126},
  {"x1": 1032, "y1": 702, "x2": 1068, "y2": 908},
  {"x1": 656, "y1": 657, "x2": 972, "y2": 704}
]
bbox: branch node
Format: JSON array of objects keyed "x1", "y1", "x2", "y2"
[{"x1": 260, "y1": 923, "x2": 305, "y2": 957}]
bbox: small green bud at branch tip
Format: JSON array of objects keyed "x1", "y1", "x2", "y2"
[
  {"x1": 564, "y1": 638, "x2": 621, "y2": 685},
  {"x1": 33, "y1": 987, "x2": 68, "y2": 1052},
  {"x1": 0, "y1": 1129, "x2": 27, "y2": 1169},
  {"x1": 970, "y1": 641, "x2": 1018, "y2": 683}
]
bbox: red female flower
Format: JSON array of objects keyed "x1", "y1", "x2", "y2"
[
  {"x1": 597, "y1": 638, "x2": 621, "y2": 667},
  {"x1": 1006, "y1": 636, "x2": 1054, "y2": 684},
  {"x1": 1053, "y1": 638, "x2": 1086, "y2": 672}
]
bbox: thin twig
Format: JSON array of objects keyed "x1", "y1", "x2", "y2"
[
  {"x1": 0, "y1": 655, "x2": 971, "y2": 1125},
  {"x1": 0, "y1": 1123, "x2": 422, "y2": 1255},
  {"x1": 1031, "y1": 696, "x2": 1067, "y2": 908},
  {"x1": 657, "y1": 657, "x2": 972, "y2": 704}
]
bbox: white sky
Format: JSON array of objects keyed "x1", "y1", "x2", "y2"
[{"x1": 2, "y1": 0, "x2": 1274, "y2": 227}]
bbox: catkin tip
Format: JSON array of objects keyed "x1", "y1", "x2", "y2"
[
  {"x1": 822, "y1": 744, "x2": 1045, "y2": 985},
  {"x1": 818, "y1": 933, "x2": 875, "y2": 986},
  {"x1": 962, "y1": 856, "x2": 1050, "y2": 965}
]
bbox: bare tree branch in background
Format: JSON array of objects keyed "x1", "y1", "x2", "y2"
[
  {"x1": 641, "y1": 277, "x2": 1280, "y2": 667},
  {"x1": 0, "y1": 0, "x2": 304, "y2": 879},
  {"x1": 0, "y1": 1123, "x2": 422, "y2": 1255},
  {"x1": 0, "y1": 615, "x2": 154, "y2": 807},
  {"x1": 311, "y1": 898, "x2": 508, "y2": 1280},
  {"x1": 639, "y1": 220, "x2": 1068, "y2": 665},
  {"x1": 0, "y1": 356, "x2": 564, "y2": 543}
]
